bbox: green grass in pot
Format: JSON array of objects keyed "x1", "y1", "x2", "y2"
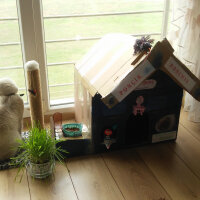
[{"x1": 11, "y1": 124, "x2": 68, "y2": 181}]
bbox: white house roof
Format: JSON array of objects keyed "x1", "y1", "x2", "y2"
[
  {"x1": 76, "y1": 33, "x2": 200, "y2": 109},
  {"x1": 76, "y1": 33, "x2": 140, "y2": 98}
]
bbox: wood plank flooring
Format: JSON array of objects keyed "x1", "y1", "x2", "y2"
[{"x1": 1, "y1": 110, "x2": 200, "y2": 200}]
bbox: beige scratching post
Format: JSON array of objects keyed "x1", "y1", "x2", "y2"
[{"x1": 25, "y1": 61, "x2": 44, "y2": 129}]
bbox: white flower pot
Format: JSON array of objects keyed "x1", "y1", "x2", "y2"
[{"x1": 26, "y1": 160, "x2": 55, "y2": 179}]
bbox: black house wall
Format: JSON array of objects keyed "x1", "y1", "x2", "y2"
[{"x1": 92, "y1": 70, "x2": 183, "y2": 152}]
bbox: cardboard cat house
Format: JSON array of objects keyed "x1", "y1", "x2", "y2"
[{"x1": 74, "y1": 33, "x2": 200, "y2": 151}]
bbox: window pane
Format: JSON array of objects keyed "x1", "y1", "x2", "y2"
[
  {"x1": 48, "y1": 64, "x2": 74, "y2": 103},
  {"x1": 0, "y1": 2, "x2": 27, "y2": 103},
  {"x1": 49, "y1": 85, "x2": 74, "y2": 102},
  {"x1": 42, "y1": 0, "x2": 164, "y2": 16},
  {"x1": 44, "y1": 13, "x2": 162, "y2": 41},
  {"x1": 48, "y1": 64, "x2": 74, "y2": 85},
  {"x1": 0, "y1": 45, "x2": 23, "y2": 67},
  {"x1": 0, "y1": 68, "x2": 26, "y2": 88},
  {"x1": 0, "y1": 0, "x2": 18, "y2": 18},
  {"x1": 46, "y1": 40, "x2": 96, "y2": 63},
  {"x1": 0, "y1": 20, "x2": 21, "y2": 43},
  {"x1": 0, "y1": 68, "x2": 28, "y2": 102}
]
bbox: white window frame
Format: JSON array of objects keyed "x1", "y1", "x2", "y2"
[
  {"x1": 14, "y1": 0, "x2": 170, "y2": 117},
  {"x1": 17, "y1": 0, "x2": 74, "y2": 117}
]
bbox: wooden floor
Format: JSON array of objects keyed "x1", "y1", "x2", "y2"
[{"x1": 1, "y1": 110, "x2": 200, "y2": 200}]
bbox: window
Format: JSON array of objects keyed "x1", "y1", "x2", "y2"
[
  {"x1": 0, "y1": 0, "x2": 170, "y2": 117},
  {"x1": 0, "y1": 0, "x2": 27, "y2": 103}
]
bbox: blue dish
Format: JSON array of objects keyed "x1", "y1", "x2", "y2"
[{"x1": 62, "y1": 123, "x2": 82, "y2": 137}]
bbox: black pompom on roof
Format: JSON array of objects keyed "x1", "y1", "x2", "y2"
[{"x1": 134, "y1": 36, "x2": 154, "y2": 54}]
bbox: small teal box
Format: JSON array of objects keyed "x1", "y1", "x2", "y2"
[{"x1": 62, "y1": 123, "x2": 82, "y2": 137}]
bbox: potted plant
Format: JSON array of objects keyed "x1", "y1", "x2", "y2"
[{"x1": 11, "y1": 124, "x2": 67, "y2": 180}]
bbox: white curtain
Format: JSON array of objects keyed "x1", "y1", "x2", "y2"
[{"x1": 168, "y1": 0, "x2": 200, "y2": 122}]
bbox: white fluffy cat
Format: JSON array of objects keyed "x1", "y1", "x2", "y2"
[{"x1": 0, "y1": 78, "x2": 24, "y2": 160}]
